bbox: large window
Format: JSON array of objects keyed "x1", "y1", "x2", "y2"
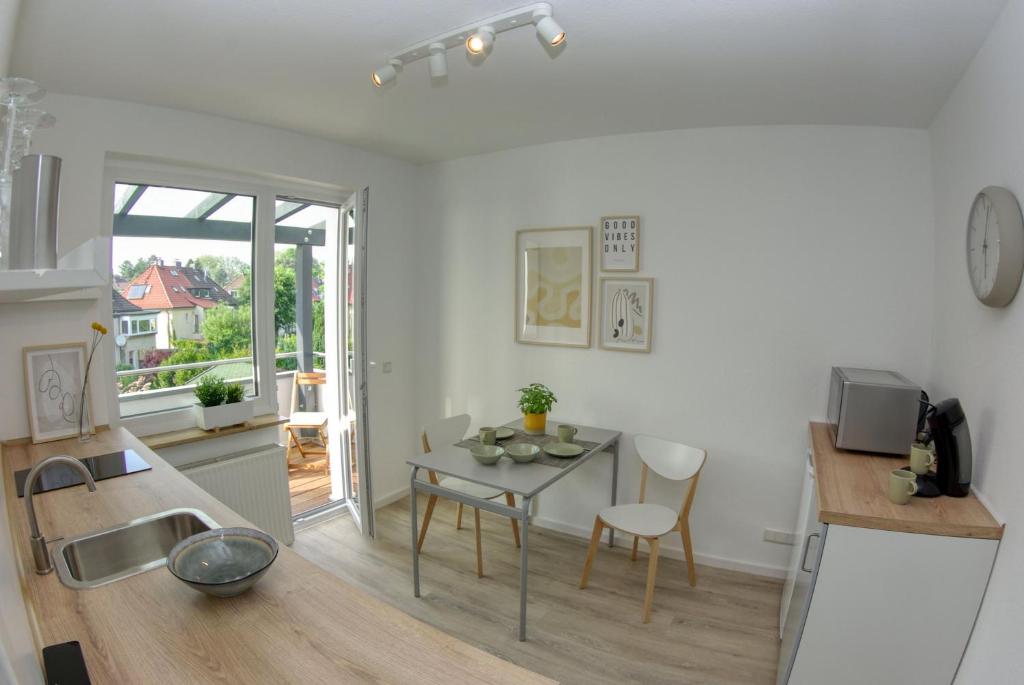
[{"x1": 111, "y1": 182, "x2": 256, "y2": 418}]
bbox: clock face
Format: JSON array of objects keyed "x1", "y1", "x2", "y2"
[
  {"x1": 967, "y1": 193, "x2": 1000, "y2": 300},
  {"x1": 965, "y1": 186, "x2": 1024, "y2": 307}
]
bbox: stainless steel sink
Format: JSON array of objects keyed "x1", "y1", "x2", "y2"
[{"x1": 53, "y1": 508, "x2": 218, "y2": 589}]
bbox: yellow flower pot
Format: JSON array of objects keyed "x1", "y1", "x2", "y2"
[{"x1": 523, "y1": 412, "x2": 547, "y2": 435}]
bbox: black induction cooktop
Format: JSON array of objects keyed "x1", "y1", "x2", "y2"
[{"x1": 14, "y1": 449, "x2": 151, "y2": 497}]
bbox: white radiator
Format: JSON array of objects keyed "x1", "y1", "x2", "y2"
[{"x1": 180, "y1": 444, "x2": 295, "y2": 545}]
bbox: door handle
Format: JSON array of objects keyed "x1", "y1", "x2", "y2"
[{"x1": 800, "y1": 532, "x2": 820, "y2": 573}]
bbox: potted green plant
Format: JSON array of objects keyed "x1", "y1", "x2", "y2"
[
  {"x1": 518, "y1": 383, "x2": 557, "y2": 435},
  {"x1": 194, "y1": 377, "x2": 253, "y2": 431}
]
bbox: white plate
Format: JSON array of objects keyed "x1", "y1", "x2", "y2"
[
  {"x1": 543, "y1": 442, "x2": 585, "y2": 458},
  {"x1": 495, "y1": 427, "x2": 515, "y2": 440}
]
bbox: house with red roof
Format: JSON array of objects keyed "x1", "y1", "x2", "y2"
[{"x1": 120, "y1": 261, "x2": 235, "y2": 350}]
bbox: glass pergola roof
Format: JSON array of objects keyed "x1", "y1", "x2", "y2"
[{"x1": 113, "y1": 183, "x2": 332, "y2": 229}]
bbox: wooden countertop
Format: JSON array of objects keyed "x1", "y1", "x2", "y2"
[
  {"x1": 2, "y1": 430, "x2": 556, "y2": 684},
  {"x1": 809, "y1": 422, "x2": 1003, "y2": 540}
]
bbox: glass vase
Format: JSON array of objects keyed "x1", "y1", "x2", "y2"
[{"x1": 78, "y1": 383, "x2": 92, "y2": 443}]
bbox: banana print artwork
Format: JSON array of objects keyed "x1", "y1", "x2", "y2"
[
  {"x1": 600, "y1": 278, "x2": 652, "y2": 352},
  {"x1": 610, "y1": 287, "x2": 642, "y2": 342}
]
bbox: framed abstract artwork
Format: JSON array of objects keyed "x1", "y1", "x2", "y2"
[
  {"x1": 515, "y1": 226, "x2": 593, "y2": 347},
  {"x1": 600, "y1": 215, "x2": 640, "y2": 272},
  {"x1": 23, "y1": 342, "x2": 92, "y2": 443},
  {"x1": 599, "y1": 277, "x2": 653, "y2": 353}
]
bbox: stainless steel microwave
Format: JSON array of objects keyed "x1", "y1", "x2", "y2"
[{"x1": 827, "y1": 367, "x2": 921, "y2": 455}]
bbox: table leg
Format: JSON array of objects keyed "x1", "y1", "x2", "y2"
[
  {"x1": 518, "y1": 496, "x2": 531, "y2": 641},
  {"x1": 609, "y1": 439, "x2": 619, "y2": 548},
  {"x1": 410, "y1": 466, "x2": 420, "y2": 598}
]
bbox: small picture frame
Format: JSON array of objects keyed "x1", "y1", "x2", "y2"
[
  {"x1": 600, "y1": 215, "x2": 640, "y2": 272},
  {"x1": 599, "y1": 277, "x2": 653, "y2": 353},
  {"x1": 23, "y1": 343, "x2": 92, "y2": 443}
]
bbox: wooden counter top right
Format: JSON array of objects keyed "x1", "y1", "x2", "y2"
[{"x1": 809, "y1": 422, "x2": 1003, "y2": 540}]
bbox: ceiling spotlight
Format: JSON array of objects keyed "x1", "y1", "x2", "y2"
[
  {"x1": 371, "y1": 59, "x2": 403, "y2": 87},
  {"x1": 428, "y1": 43, "x2": 448, "y2": 79},
  {"x1": 466, "y1": 26, "x2": 495, "y2": 55},
  {"x1": 532, "y1": 7, "x2": 565, "y2": 46}
]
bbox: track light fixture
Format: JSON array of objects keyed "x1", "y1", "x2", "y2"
[
  {"x1": 428, "y1": 43, "x2": 448, "y2": 78},
  {"x1": 466, "y1": 26, "x2": 495, "y2": 56},
  {"x1": 371, "y1": 3, "x2": 566, "y2": 89},
  {"x1": 371, "y1": 59, "x2": 403, "y2": 88},
  {"x1": 532, "y1": 6, "x2": 565, "y2": 46}
]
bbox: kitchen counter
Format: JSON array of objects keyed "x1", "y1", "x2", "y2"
[
  {"x1": 809, "y1": 422, "x2": 1003, "y2": 539},
  {"x1": 2, "y1": 429, "x2": 556, "y2": 684}
]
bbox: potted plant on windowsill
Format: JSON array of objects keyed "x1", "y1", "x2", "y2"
[
  {"x1": 518, "y1": 383, "x2": 557, "y2": 435},
  {"x1": 194, "y1": 377, "x2": 254, "y2": 431}
]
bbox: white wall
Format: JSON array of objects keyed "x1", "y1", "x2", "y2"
[
  {"x1": 928, "y1": 0, "x2": 1024, "y2": 681},
  {"x1": 0, "y1": 0, "x2": 19, "y2": 75},
  {"x1": 415, "y1": 126, "x2": 936, "y2": 574}
]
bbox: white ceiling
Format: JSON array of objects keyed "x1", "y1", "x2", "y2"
[{"x1": 10, "y1": 0, "x2": 1007, "y2": 163}]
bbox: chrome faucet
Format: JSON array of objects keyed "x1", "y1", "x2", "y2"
[{"x1": 23, "y1": 455, "x2": 97, "y2": 574}]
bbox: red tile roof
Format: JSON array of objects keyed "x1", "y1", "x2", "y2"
[{"x1": 120, "y1": 265, "x2": 234, "y2": 310}]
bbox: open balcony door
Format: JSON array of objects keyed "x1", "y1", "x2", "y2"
[{"x1": 324, "y1": 188, "x2": 374, "y2": 537}]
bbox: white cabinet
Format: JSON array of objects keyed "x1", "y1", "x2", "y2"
[
  {"x1": 777, "y1": 447, "x2": 999, "y2": 684},
  {"x1": 779, "y1": 451, "x2": 816, "y2": 637}
]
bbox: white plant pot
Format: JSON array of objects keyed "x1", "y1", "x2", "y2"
[{"x1": 194, "y1": 400, "x2": 254, "y2": 431}]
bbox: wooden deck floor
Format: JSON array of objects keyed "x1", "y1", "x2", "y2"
[
  {"x1": 288, "y1": 464, "x2": 333, "y2": 516},
  {"x1": 294, "y1": 495, "x2": 783, "y2": 685},
  {"x1": 287, "y1": 453, "x2": 359, "y2": 517}
]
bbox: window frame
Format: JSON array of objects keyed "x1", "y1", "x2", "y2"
[{"x1": 102, "y1": 160, "x2": 346, "y2": 436}]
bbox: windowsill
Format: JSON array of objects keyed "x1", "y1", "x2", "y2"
[{"x1": 140, "y1": 414, "x2": 287, "y2": 451}]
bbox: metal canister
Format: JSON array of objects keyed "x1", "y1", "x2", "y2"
[{"x1": 9, "y1": 154, "x2": 61, "y2": 269}]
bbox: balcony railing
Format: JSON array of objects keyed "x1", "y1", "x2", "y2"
[{"x1": 116, "y1": 352, "x2": 327, "y2": 416}]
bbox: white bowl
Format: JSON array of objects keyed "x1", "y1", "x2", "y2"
[
  {"x1": 505, "y1": 443, "x2": 540, "y2": 463},
  {"x1": 470, "y1": 444, "x2": 505, "y2": 465}
]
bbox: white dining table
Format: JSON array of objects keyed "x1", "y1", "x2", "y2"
[{"x1": 407, "y1": 417, "x2": 622, "y2": 641}]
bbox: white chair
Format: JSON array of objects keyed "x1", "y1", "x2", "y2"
[
  {"x1": 579, "y1": 434, "x2": 706, "y2": 623},
  {"x1": 418, "y1": 415, "x2": 520, "y2": 578}
]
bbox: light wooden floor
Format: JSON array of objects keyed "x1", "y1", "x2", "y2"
[{"x1": 293, "y1": 495, "x2": 783, "y2": 685}]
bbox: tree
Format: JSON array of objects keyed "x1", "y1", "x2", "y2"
[
  {"x1": 153, "y1": 340, "x2": 214, "y2": 388},
  {"x1": 273, "y1": 265, "x2": 296, "y2": 333},
  {"x1": 190, "y1": 255, "x2": 249, "y2": 287},
  {"x1": 202, "y1": 304, "x2": 252, "y2": 356},
  {"x1": 312, "y1": 300, "x2": 325, "y2": 355},
  {"x1": 275, "y1": 247, "x2": 325, "y2": 283},
  {"x1": 118, "y1": 256, "x2": 157, "y2": 280}
]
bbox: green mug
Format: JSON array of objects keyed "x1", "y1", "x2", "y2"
[
  {"x1": 479, "y1": 427, "x2": 497, "y2": 445},
  {"x1": 909, "y1": 444, "x2": 936, "y2": 476},
  {"x1": 557, "y1": 424, "x2": 577, "y2": 444},
  {"x1": 889, "y1": 469, "x2": 918, "y2": 505}
]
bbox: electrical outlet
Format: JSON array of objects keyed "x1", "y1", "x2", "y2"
[
  {"x1": 763, "y1": 528, "x2": 797, "y2": 545},
  {"x1": 382, "y1": 361, "x2": 393, "y2": 374}
]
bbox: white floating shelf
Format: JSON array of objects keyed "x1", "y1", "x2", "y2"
[{"x1": 0, "y1": 237, "x2": 108, "y2": 304}]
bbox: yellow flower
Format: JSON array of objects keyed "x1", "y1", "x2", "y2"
[{"x1": 91, "y1": 322, "x2": 108, "y2": 335}]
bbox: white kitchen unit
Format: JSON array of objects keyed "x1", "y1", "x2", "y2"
[{"x1": 777, "y1": 424, "x2": 1003, "y2": 685}]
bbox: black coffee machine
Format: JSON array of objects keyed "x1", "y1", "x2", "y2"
[{"x1": 922, "y1": 398, "x2": 973, "y2": 498}]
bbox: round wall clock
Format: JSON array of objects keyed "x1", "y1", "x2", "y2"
[{"x1": 966, "y1": 186, "x2": 1024, "y2": 307}]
